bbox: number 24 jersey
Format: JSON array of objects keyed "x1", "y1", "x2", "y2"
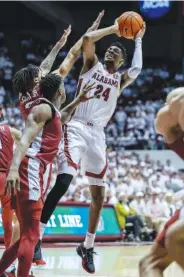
[{"x1": 73, "y1": 62, "x2": 121, "y2": 127}]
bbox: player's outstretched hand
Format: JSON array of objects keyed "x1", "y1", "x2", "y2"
[
  {"x1": 135, "y1": 22, "x2": 146, "y2": 39},
  {"x1": 78, "y1": 81, "x2": 96, "y2": 102},
  {"x1": 57, "y1": 25, "x2": 72, "y2": 48},
  {"x1": 87, "y1": 10, "x2": 105, "y2": 33},
  {"x1": 5, "y1": 169, "x2": 20, "y2": 196}
]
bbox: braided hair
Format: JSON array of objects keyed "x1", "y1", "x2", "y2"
[{"x1": 12, "y1": 64, "x2": 39, "y2": 94}]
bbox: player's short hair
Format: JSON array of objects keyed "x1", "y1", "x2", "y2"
[
  {"x1": 12, "y1": 64, "x2": 39, "y2": 94},
  {"x1": 110, "y1": 42, "x2": 127, "y2": 63},
  {"x1": 39, "y1": 73, "x2": 64, "y2": 102}
]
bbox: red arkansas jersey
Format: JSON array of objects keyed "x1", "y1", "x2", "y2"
[
  {"x1": 168, "y1": 134, "x2": 184, "y2": 160},
  {"x1": 26, "y1": 98, "x2": 62, "y2": 167},
  {"x1": 0, "y1": 124, "x2": 14, "y2": 174},
  {"x1": 19, "y1": 84, "x2": 42, "y2": 120}
]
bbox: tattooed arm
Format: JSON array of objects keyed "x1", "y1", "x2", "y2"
[{"x1": 40, "y1": 26, "x2": 71, "y2": 77}]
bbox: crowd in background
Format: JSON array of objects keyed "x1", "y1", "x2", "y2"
[{"x1": 59, "y1": 150, "x2": 184, "y2": 207}]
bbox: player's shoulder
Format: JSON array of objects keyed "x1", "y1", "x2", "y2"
[
  {"x1": 0, "y1": 124, "x2": 9, "y2": 131},
  {"x1": 80, "y1": 61, "x2": 102, "y2": 77},
  {"x1": 156, "y1": 105, "x2": 169, "y2": 118},
  {"x1": 31, "y1": 101, "x2": 52, "y2": 114},
  {"x1": 27, "y1": 103, "x2": 53, "y2": 123},
  {"x1": 0, "y1": 124, "x2": 12, "y2": 138}
]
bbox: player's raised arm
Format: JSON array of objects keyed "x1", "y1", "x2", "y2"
[
  {"x1": 9, "y1": 127, "x2": 21, "y2": 142},
  {"x1": 56, "y1": 11, "x2": 105, "y2": 78},
  {"x1": 81, "y1": 22, "x2": 120, "y2": 72},
  {"x1": 5, "y1": 104, "x2": 52, "y2": 195},
  {"x1": 120, "y1": 23, "x2": 146, "y2": 91},
  {"x1": 60, "y1": 81, "x2": 96, "y2": 123},
  {"x1": 40, "y1": 26, "x2": 71, "y2": 77}
]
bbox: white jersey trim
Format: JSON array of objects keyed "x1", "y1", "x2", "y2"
[{"x1": 28, "y1": 157, "x2": 41, "y2": 201}]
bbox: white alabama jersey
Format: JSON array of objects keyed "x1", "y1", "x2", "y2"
[{"x1": 73, "y1": 62, "x2": 121, "y2": 127}]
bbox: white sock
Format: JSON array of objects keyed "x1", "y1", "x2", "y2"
[
  {"x1": 6, "y1": 263, "x2": 16, "y2": 272},
  {"x1": 29, "y1": 266, "x2": 33, "y2": 275},
  {"x1": 83, "y1": 232, "x2": 96, "y2": 249},
  {"x1": 40, "y1": 222, "x2": 47, "y2": 240}
]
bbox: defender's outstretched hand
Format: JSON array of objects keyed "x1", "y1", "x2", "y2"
[
  {"x1": 78, "y1": 81, "x2": 96, "y2": 102},
  {"x1": 87, "y1": 10, "x2": 105, "y2": 33},
  {"x1": 57, "y1": 25, "x2": 72, "y2": 48}
]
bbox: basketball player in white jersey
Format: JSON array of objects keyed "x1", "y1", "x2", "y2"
[
  {"x1": 56, "y1": 20, "x2": 145, "y2": 273},
  {"x1": 36, "y1": 16, "x2": 145, "y2": 273}
]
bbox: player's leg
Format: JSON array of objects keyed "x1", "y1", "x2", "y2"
[
  {"x1": 0, "y1": 173, "x2": 13, "y2": 249},
  {"x1": 139, "y1": 243, "x2": 172, "y2": 277},
  {"x1": 139, "y1": 209, "x2": 180, "y2": 277},
  {"x1": 0, "y1": 174, "x2": 16, "y2": 276},
  {"x1": 10, "y1": 214, "x2": 20, "y2": 245},
  {"x1": 34, "y1": 123, "x2": 86, "y2": 263},
  {"x1": 76, "y1": 129, "x2": 107, "y2": 274},
  {"x1": 165, "y1": 219, "x2": 184, "y2": 270},
  {"x1": 39, "y1": 125, "x2": 84, "y2": 237},
  {"x1": 33, "y1": 172, "x2": 73, "y2": 265},
  {"x1": 76, "y1": 185, "x2": 105, "y2": 274},
  {"x1": 1, "y1": 196, "x2": 14, "y2": 249},
  {"x1": 0, "y1": 199, "x2": 41, "y2": 277},
  {"x1": 17, "y1": 200, "x2": 42, "y2": 277},
  {"x1": 5, "y1": 220, "x2": 19, "y2": 276},
  {"x1": 33, "y1": 163, "x2": 54, "y2": 265}
]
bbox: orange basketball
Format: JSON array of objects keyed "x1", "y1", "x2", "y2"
[{"x1": 117, "y1": 11, "x2": 143, "y2": 39}]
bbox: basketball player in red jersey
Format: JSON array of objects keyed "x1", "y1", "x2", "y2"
[
  {"x1": 0, "y1": 110, "x2": 21, "y2": 277},
  {"x1": 18, "y1": 11, "x2": 104, "y2": 120},
  {"x1": 13, "y1": 24, "x2": 71, "y2": 266},
  {"x1": 0, "y1": 74, "x2": 95, "y2": 277},
  {"x1": 13, "y1": 11, "x2": 104, "y2": 265},
  {"x1": 0, "y1": 116, "x2": 21, "y2": 250},
  {"x1": 139, "y1": 87, "x2": 184, "y2": 276}
]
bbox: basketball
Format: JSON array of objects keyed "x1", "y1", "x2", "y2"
[{"x1": 117, "y1": 11, "x2": 144, "y2": 39}]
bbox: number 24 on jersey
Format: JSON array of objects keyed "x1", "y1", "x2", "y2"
[{"x1": 77, "y1": 79, "x2": 111, "y2": 102}]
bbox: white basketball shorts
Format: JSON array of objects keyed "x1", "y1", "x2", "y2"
[{"x1": 57, "y1": 119, "x2": 107, "y2": 186}]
